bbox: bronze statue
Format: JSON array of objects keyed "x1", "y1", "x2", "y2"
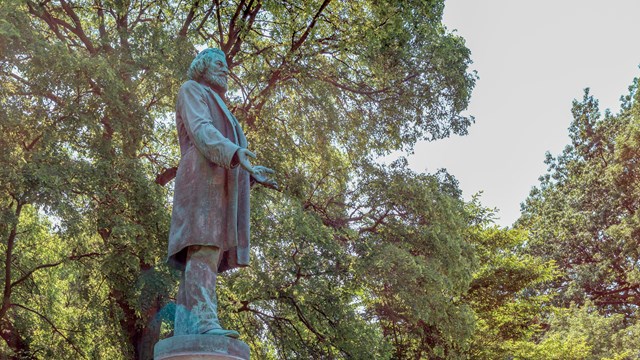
[{"x1": 167, "y1": 48, "x2": 276, "y2": 338}]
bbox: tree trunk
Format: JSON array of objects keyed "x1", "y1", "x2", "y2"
[{"x1": 0, "y1": 316, "x2": 35, "y2": 360}]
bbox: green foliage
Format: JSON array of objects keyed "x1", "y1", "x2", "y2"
[
  {"x1": 513, "y1": 77, "x2": 640, "y2": 360},
  {"x1": 464, "y1": 194, "x2": 640, "y2": 360},
  {"x1": 0, "y1": 0, "x2": 476, "y2": 358},
  {"x1": 508, "y1": 303, "x2": 640, "y2": 360},
  {"x1": 464, "y1": 202, "x2": 557, "y2": 360},
  {"x1": 222, "y1": 192, "x2": 389, "y2": 358},
  {"x1": 519, "y1": 81, "x2": 640, "y2": 316},
  {"x1": 217, "y1": 159, "x2": 476, "y2": 359},
  {"x1": 0, "y1": 206, "x2": 123, "y2": 359},
  {"x1": 352, "y1": 160, "x2": 475, "y2": 359}
]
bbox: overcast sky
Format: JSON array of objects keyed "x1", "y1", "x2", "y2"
[{"x1": 404, "y1": 0, "x2": 640, "y2": 227}]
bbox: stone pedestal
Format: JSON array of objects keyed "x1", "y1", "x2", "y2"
[{"x1": 154, "y1": 335, "x2": 250, "y2": 360}]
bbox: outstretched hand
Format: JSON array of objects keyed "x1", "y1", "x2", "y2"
[
  {"x1": 236, "y1": 148, "x2": 279, "y2": 190},
  {"x1": 252, "y1": 165, "x2": 278, "y2": 190}
]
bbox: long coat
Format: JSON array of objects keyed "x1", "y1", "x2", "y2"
[{"x1": 167, "y1": 80, "x2": 250, "y2": 273}]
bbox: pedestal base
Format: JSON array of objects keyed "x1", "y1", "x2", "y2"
[{"x1": 154, "y1": 335, "x2": 250, "y2": 360}]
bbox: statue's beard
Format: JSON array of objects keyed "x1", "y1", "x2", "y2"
[{"x1": 205, "y1": 73, "x2": 228, "y2": 95}]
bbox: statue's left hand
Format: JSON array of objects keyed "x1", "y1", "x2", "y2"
[
  {"x1": 236, "y1": 149, "x2": 278, "y2": 190},
  {"x1": 252, "y1": 165, "x2": 279, "y2": 190}
]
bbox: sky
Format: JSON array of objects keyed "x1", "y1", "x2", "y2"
[{"x1": 403, "y1": 0, "x2": 640, "y2": 227}]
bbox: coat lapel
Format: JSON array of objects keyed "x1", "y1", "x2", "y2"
[{"x1": 200, "y1": 84, "x2": 240, "y2": 144}]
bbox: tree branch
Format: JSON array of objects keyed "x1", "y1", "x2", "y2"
[
  {"x1": 26, "y1": 0, "x2": 67, "y2": 43},
  {"x1": 358, "y1": 209, "x2": 392, "y2": 234},
  {"x1": 155, "y1": 166, "x2": 177, "y2": 186},
  {"x1": 10, "y1": 252, "x2": 102, "y2": 290},
  {"x1": 0, "y1": 202, "x2": 23, "y2": 322},
  {"x1": 3, "y1": 71, "x2": 64, "y2": 104},
  {"x1": 227, "y1": 0, "x2": 262, "y2": 64},
  {"x1": 194, "y1": 3, "x2": 216, "y2": 35},
  {"x1": 131, "y1": 1, "x2": 155, "y2": 28},
  {"x1": 214, "y1": 0, "x2": 225, "y2": 46},
  {"x1": 179, "y1": 0, "x2": 199, "y2": 37},
  {"x1": 291, "y1": 0, "x2": 331, "y2": 53},
  {"x1": 318, "y1": 72, "x2": 419, "y2": 96},
  {"x1": 59, "y1": 0, "x2": 96, "y2": 54},
  {"x1": 282, "y1": 295, "x2": 326, "y2": 342},
  {"x1": 12, "y1": 303, "x2": 88, "y2": 359},
  {"x1": 250, "y1": 0, "x2": 331, "y2": 122},
  {"x1": 223, "y1": 0, "x2": 247, "y2": 53}
]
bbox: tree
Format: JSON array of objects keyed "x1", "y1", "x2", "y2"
[
  {"x1": 350, "y1": 160, "x2": 475, "y2": 359},
  {"x1": 507, "y1": 302, "x2": 640, "y2": 360},
  {"x1": 519, "y1": 80, "x2": 640, "y2": 316},
  {"x1": 0, "y1": 0, "x2": 475, "y2": 358},
  {"x1": 463, "y1": 199, "x2": 557, "y2": 359}
]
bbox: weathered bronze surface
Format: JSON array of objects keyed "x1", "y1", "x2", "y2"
[{"x1": 167, "y1": 48, "x2": 275, "y2": 338}]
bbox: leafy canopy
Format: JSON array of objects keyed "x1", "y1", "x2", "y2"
[{"x1": 0, "y1": 0, "x2": 476, "y2": 359}]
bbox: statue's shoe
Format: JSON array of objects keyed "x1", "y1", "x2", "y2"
[{"x1": 203, "y1": 328, "x2": 240, "y2": 338}]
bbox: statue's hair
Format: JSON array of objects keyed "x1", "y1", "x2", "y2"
[{"x1": 187, "y1": 48, "x2": 226, "y2": 81}]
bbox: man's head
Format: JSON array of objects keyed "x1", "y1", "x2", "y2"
[{"x1": 187, "y1": 48, "x2": 229, "y2": 94}]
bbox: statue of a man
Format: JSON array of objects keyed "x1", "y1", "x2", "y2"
[{"x1": 167, "y1": 48, "x2": 276, "y2": 338}]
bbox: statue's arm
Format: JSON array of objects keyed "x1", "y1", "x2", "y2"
[{"x1": 178, "y1": 81, "x2": 239, "y2": 169}]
